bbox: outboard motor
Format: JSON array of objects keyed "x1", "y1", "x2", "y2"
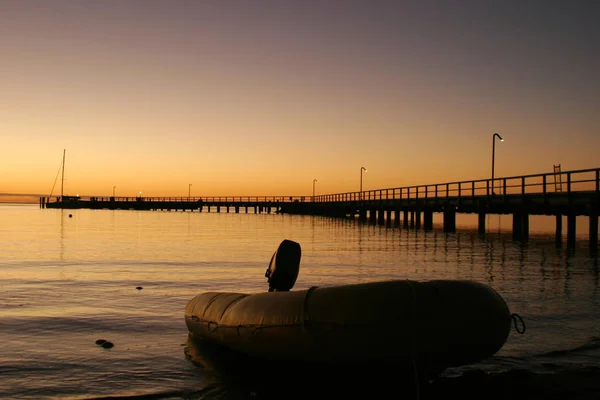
[{"x1": 265, "y1": 239, "x2": 301, "y2": 292}]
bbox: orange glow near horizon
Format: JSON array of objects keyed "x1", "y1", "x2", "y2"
[{"x1": 1, "y1": 2, "x2": 599, "y2": 198}]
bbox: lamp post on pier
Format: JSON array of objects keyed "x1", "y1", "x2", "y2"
[
  {"x1": 360, "y1": 166, "x2": 367, "y2": 201},
  {"x1": 312, "y1": 179, "x2": 317, "y2": 201},
  {"x1": 491, "y1": 133, "x2": 504, "y2": 195},
  {"x1": 188, "y1": 183, "x2": 192, "y2": 200},
  {"x1": 113, "y1": 186, "x2": 116, "y2": 197}
]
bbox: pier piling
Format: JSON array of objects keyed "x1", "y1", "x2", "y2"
[
  {"x1": 590, "y1": 213, "x2": 598, "y2": 249},
  {"x1": 567, "y1": 214, "x2": 577, "y2": 247},
  {"x1": 478, "y1": 212, "x2": 486, "y2": 234},
  {"x1": 556, "y1": 214, "x2": 563, "y2": 245},
  {"x1": 443, "y1": 205, "x2": 456, "y2": 233},
  {"x1": 423, "y1": 210, "x2": 433, "y2": 231}
]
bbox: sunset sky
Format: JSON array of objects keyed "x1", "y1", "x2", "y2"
[{"x1": 1, "y1": 0, "x2": 599, "y2": 199}]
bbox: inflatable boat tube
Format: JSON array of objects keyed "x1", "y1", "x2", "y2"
[{"x1": 185, "y1": 279, "x2": 512, "y2": 377}]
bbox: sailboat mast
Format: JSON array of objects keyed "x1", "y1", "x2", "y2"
[{"x1": 61, "y1": 149, "x2": 65, "y2": 200}]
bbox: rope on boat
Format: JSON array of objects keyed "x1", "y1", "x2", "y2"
[
  {"x1": 301, "y1": 286, "x2": 318, "y2": 332},
  {"x1": 300, "y1": 286, "x2": 346, "y2": 365},
  {"x1": 511, "y1": 313, "x2": 526, "y2": 334}
]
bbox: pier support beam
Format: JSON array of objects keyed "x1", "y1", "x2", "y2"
[
  {"x1": 590, "y1": 213, "x2": 598, "y2": 250},
  {"x1": 423, "y1": 211, "x2": 433, "y2": 231},
  {"x1": 567, "y1": 214, "x2": 576, "y2": 247},
  {"x1": 410, "y1": 211, "x2": 415, "y2": 228},
  {"x1": 403, "y1": 210, "x2": 409, "y2": 228},
  {"x1": 556, "y1": 214, "x2": 562, "y2": 245},
  {"x1": 359, "y1": 208, "x2": 367, "y2": 221},
  {"x1": 378, "y1": 209, "x2": 385, "y2": 225},
  {"x1": 521, "y1": 213, "x2": 529, "y2": 242},
  {"x1": 478, "y1": 212, "x2": 486, "y2": 234},
  {"x1": 443, "y1": 205, "x2": 456, "y2": 233},
  {"x1": 386, "y1": 209, "x2": 392, "y2": 225},
  {"x1": 512, "y1": 214, "x2": 520, "y2": 241},
  {"x1": 394, "y1": 209, "x2": 401, "y2": 226},
  {"x1": 369, "y1": 209, "x2": 377, "y2": 224},
  {"x1": 512, "y1": 212, "x2": 529, "y2": 242},
  {"x1": 415, "y1": 210, "x2": 421, "y2": 229}
]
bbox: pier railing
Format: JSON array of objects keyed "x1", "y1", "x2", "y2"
[
  {"x1": 40, "y1": 167, "x2": 600, "y2": 247},
  {"x1": 314, "y1": 167, "x2": 600, "y2": 202},
  {"x1": 44, "y1": 167, "x2": 599, "y2": 205}
]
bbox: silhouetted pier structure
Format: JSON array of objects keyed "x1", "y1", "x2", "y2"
[
  {"x1": 41, "y1": 196, "x2": 291, "y2": 215},
  {"x1": 41, "y1": 167, "x2": 599, "y2": 247}
]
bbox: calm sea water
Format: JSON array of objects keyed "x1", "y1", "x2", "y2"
[{"x1": 0, "y1": 204, "x2": 599, "y2": 399}]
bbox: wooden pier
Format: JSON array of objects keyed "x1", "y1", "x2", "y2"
[
  {"x1": 41, "y1": 195, "x2": 294, "y2": 215},
  {"x1": 41, "y1": 167, "x2": 599, "y2": 247}
]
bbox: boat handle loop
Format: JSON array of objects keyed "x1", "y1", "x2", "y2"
[
  {"x1": 207, "y1": 321, "x2": 218, "y2": 332},
  {"x1": 511, "y1": 313, "x2": 526, "y2": 334}
]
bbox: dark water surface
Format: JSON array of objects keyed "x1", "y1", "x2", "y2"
[{"x1": 0, "y1": 205, "x2": 598, "y2": 399}]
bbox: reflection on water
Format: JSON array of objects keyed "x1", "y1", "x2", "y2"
[
  {"x1": 184, "y1": 334, "x2": 425, "y2": 399},
  {"x1": 0, "y1": 205, "x2": 598, "y2": 399},
  {"x1": 59, "y1": 210, "x2": 64, "y2": 260}
]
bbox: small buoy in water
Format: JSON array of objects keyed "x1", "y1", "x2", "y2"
[
  {"x1": 101, "y1": 341, "x2": 114, "y2": 349},
  {"x1": 95, "y1": 339, "x2": 107, "y2": 345},
  {"x1": 69, "y1": 214, "x2": 72, "y2": 218},
  {"x1": 136, "y1": 286, "x2": 143, "y2": 290}
]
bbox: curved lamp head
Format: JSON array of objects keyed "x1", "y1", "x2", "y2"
[
  {"x1": 361, "y1": 166, "x2": 367, "y2": 172},
  {"x1": 493, "y1": 133, "x2": 504, "y2": 142},
  {"x1": 313, "y1": 179, "x2": 317, "y2": 183}
]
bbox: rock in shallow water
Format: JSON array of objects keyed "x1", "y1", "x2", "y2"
[{"x1": 95, "y1": 339, "x2": 114, "y2": 348}]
